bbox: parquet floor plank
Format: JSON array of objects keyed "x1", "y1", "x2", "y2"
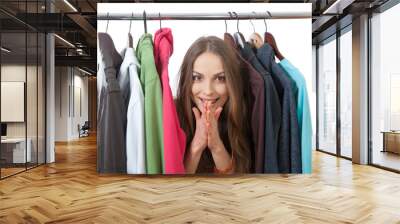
[{"x1": 0, "y1": 135, "x2": 400, "y2": 223}]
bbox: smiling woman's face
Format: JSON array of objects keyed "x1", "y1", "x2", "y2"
[{"x1": 191, "y1": 51, "x2": 229, "y2": 113}]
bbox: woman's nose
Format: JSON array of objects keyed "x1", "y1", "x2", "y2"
[{"x1": 203, "y1": 81, "x2": 215, "y2": 95}]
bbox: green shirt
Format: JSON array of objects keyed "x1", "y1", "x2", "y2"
[{"x1": 136, "y1": 33, "x2": 164, "y2": 174}]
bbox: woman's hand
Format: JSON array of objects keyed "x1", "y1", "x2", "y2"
[
  {"x1": 186, "y1": 102, "x2": 232, "y2": 174},
  {"x1": 205, "y1": 102, "x2": 224, "y2": 153},
  {"x1": 185, "y1": 105, "x2": 209, "y2": 174},
  {"x1": 205, "y1": 102, "x2": 233, "y2": 173},
  {"x1": 191, "y1": 105, "x2": 208, "y2": 155}
]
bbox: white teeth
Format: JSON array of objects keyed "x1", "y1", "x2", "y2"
[{"x1": 200, "y1": 98, "x2": 218, "y2": 104}]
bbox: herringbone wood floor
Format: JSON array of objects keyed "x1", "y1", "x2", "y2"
[{"x1": 1, "y1": 135, "x2": 400, "y2": 223}]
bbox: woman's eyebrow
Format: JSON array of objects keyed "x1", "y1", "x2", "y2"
[{"x1": 192, "y1": 71, "x2": 225, "y2": 76}]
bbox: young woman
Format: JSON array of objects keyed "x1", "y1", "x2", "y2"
[{"x1": 176, "y1": 36, "x2": 252, "y2": 174}]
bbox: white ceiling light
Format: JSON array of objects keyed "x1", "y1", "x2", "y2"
[
  {"x1": 54, "y1": 34, "x2": 75, "y2": 48},
  {"x1": 63, "y1": 0, "x2": 78, "y2": 12},
  {"x1": 1, "y1": 47, "x2": 11, "y2": 53},
  {"x1": 78, "y1": 67, "x2": 93, "y2": 76},
  {"x1": 323, "y1": 0, "x2": 355, "y2": 15}
]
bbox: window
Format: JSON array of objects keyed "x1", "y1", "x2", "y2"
[
  {"x1": 371, "y1": 2, "x2": 400, "y2": 171},
  {"x1": 339, "y1": 28, "x2": 352, "y2": 158},
  {"x1": 317, "y1": 36, "x2": 337, "y2": 154}
]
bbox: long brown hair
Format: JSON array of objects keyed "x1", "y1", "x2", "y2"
[{"x1": 176, "y1": 36, "x2": 252, "y2": 173}]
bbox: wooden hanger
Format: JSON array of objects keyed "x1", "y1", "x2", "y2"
[
  {"x1": 263, "y1": 11, "x2": 284, "y2": 60},
  {"x1": 248, "y1": 12, "x2": 263, "y2": 49},
  {"x1": 249, "y1": 33, "x2": 263, "y2": 49},
  {"x1": 264, "y1": 32, "x2": 284, "y2": 61}
]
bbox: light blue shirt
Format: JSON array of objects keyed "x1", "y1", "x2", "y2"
[{"x1": 279, "y1": 59, "x2": 312, "y2": 174}]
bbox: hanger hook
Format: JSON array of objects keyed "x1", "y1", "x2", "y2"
[
  {"x1": 129, "y1": 12, "x2": 133, "y2": 34},
  {"x1": 264, "y1": 11, "x2": 268, "y2": 32},
  {"x1": 159, "y1": 12, "x2": 162, "y2": 29},
  {"x1": 233, "y1": 12, "x2": 239, "y2": 32},
  {"x1": 106, "y1": 12, "x2": 109, "y2": 33},
  {"x1": 250, "y1": 12, "x2": 256, "y2": 33},
  {"x1": 224, "y1": 14, "x2": 227, "y2": 33},
  {"x1": 143, "y1": 10, "x2": 147, "y2": 33},
  {"x1": 228, "y1": 11, "x2": 232, "y2": 32},
  {"x1": 267, "y1": 10, "x2": 272, "y2": 19}
]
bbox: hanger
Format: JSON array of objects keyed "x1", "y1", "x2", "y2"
[
  {"x1": 249, "y1": 13, "x2": 255, "y2": 33},
  {"x1": 224, "y1": 16, "x2": 227, "y2": 34},
  {"x1": 232, "y1": 12, "x2": 245, "y2": 49},
  {"x1": 223, "y1": 12, "x2": 237, "y2": 49},
  {"x1": 128, "y1": 12, "x2": 133, "y2": 48},
  {"x1": 248, "y1": 11, "x2": 263, "y2": 49},
  {"x1": 143, "y1": 11, "x2": 147, "y2": 34},
  {"x1": 106, "y1": 12, "x2": 109, "y2": 33},
  {"x1": 263, "y1": 11, "x2": 284, "y2": 60},
  {"x1": 159, "y1": 12, "x2": 162, "y2": 30}
]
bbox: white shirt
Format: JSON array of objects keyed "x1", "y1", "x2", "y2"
[{"x1": 119, "y1": 48, "x2": 146, "y2": 174}]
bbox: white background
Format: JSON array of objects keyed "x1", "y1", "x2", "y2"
[{"x1": 97, "y1": 3, "x2": 312, "y2": 98}]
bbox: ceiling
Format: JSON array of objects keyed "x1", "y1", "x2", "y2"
[{"x1": 0, "y1": 0, "x2": 393, "y2": 75}]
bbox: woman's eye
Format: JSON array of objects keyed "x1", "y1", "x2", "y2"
[
  {"x1": 192, "y1": 74, "x2": 202, "y2": 81},
  {"x1": 217, "y1": 75, "x2": 226, "y2": 82}
]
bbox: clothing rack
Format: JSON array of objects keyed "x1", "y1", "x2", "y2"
[{"x1": 97, "y1": 12, "x2": 311, "y2": 21}]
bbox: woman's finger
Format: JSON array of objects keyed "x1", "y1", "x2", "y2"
[
  {"x1": 206, "y1": 104, "x2": 210, "y2": 122},
  {"x1": 192, "y1": 107, "x2": 201, "y2": 121},
  {"x1": 214, "y1": 107, "x2": 223, "y2": 120}
]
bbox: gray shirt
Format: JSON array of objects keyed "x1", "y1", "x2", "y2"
[{"x1": 97, "y1": 32, "x2": 127, "y2": 173}]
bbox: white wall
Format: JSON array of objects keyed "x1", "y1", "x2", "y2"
[
  {"x1": 97, "y1": 3, "x2": 312, "y2": 98},
  {"x1": 55, "y1": 67, "x2": 89, "y2": 141},
  {"x1": 1, "y1": 65, "x2": 37, "y2": 138}
]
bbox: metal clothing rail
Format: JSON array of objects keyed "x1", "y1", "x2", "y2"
[{"x1": 97, "y1": 12, "x2": 311, "y2": 20}]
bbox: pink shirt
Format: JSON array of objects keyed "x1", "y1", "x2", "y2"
[{"x1": 154, "y1": 28, "x2": 186, "y2": 174}]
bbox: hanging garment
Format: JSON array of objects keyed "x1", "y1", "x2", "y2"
[
  {"x1": 238, "y1": 36, "x2": 281, "y2": 173},
  {"x1": 118, "y1": 48, "x2": 131, "y2": 118},
  {"x1": 279, "y1": 59, "x2": 312, "y2": 174},
  {"x1": 154, "y1": 28, "x2": 186, "y2": 174},
  {"x1": 256, "y1": 43, "x2": 302, "y2": 173},
  {"x1": 117, "y1": 48, "x2": 129, "y2": 150},
  {"x1": 223, "y1": 33, "x2": 266, "y2": 173},
  {"x1": 97, "y1": 32, "x2": 127, "y2": 173},
  {"x1": 119, "y1": 47, "x2": 146, "y2": 174},
  {"x1": 136, "y1": 33, "x2": 164, "y2": 174}
]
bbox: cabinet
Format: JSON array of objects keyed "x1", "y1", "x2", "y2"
[
  {"x1": 382, "y1": 131, "x2": 400, "y2": 154},
  {"x1": 0, "y1": 138, "x2": 32, "y2": 165}
]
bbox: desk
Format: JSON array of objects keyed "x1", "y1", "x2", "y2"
[
  {"x1": 1, "y1": 138, "x2": 32, "y2": 163},
  {"x1": 381, "y1": 131, "x2": 400, "y2": 154}
]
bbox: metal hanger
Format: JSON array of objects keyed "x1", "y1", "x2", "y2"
[
  {"x1": 233, "y1": 12, "x2": 239, "y2": 32},
  {"x1": 224, "y1": 15, "x2": 227, "y2": 33},
  {"x1": 232, "y1": 12, "x2": 244, "y2": 49},
  {"x1": 106, "y1": 12, "x2": 109, "y2": 33},
  {"x1": 159, "y1": 12, "x2": 162, "y2": 30},
  {"x1": 143, "y1": 11, "x2": 147, "y2": 33},
  {"x1": 129, "y1": 12, "x2": 133, "y2": 34},
  {"x1": 264, "y1": 11, "x2": 272, "y2": 33},
  {"x1": 249, "y1": 12, "x2": 255, "y2": 33},
  {"x1": 128, "y1": 12, "x2": 133, "y2": 48}
]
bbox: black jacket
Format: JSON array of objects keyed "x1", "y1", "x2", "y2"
[
  {"x1": 256, "y1": 43, "x2": 302, "y2": 173},
  {"x1": 239, "y1": 39, "x2": 281, "y2": 173}
]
